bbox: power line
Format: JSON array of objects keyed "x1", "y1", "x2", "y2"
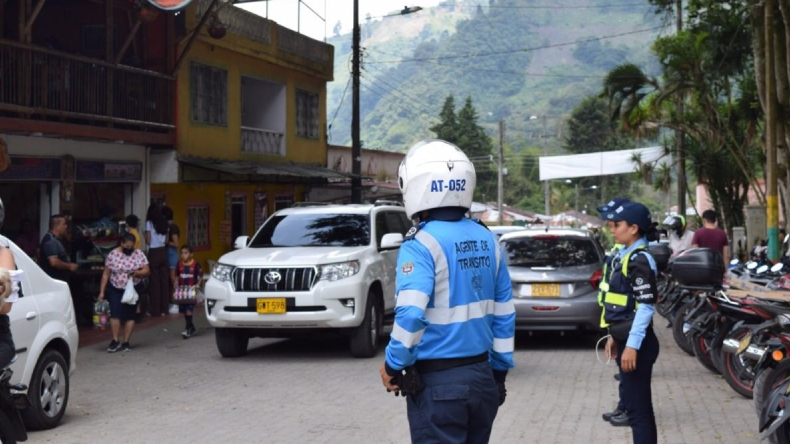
[
  {"x1": 360, "y1": 81, "x2": 439, "y2": 123},
  {"x1": 328, "y1": 76, "x2": 351, "y2": 134},
  {"x1": 478, "y1": 5, "x2": 513, "y2": 52},
  {"x1": 360, "y1": 72, "x2": 437, "y2": 117},
  {"x1": 368, "y1": 26, "x2": 668, "y2": 63}
]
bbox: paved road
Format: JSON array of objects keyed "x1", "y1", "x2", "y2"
[{"x1": 33, "y1": 314, "x2": 760, "y2": 443}]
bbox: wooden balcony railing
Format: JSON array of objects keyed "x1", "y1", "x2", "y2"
[
  {"x1": 241, "y1": 126, "x2": 285, "y2": 156},
  {"x1": 0, "y1": 39, "x2": 174, "y2": 129}
]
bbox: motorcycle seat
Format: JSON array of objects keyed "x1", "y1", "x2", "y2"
[{"x1": 9, "y1": 383, "x2": 26, "y2": 391}]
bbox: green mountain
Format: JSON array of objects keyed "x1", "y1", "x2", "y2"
[{"x1": 326, "y1": 0, "x2": 664, "y2": 152}]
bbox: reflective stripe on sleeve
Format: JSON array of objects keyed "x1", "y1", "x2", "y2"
[
  {"x1": 494, "y1": 300, "x2": 515, "y2": 316},
  {"x1": 391, "y1": 323, "x2": 425, "y2": 348},
  {"x1": 493, "y1": 336, "x2": 515, "y2": 353},
  {"x1": 396, "y1": 289, "x2": 430, "y2": 309}
]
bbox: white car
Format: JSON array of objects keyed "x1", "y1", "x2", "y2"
[
  {"x1": 0, "y1": 236, "x2": 78, "y2": 430},
  {"x1": 205, "y1": 203, "x2": 411, "y2": 358}
]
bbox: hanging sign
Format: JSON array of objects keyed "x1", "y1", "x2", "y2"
[
  {"x1": 75, "y1": 161, "x2": 143, "y2": 182},
  {"x1": 0, "y1": 157, "x2": 62, "y2": 181}
]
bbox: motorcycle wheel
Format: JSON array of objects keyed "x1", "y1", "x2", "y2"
[
  {"x1": 691, "y1": 332, "x2": 721, "y2": 374},
  {"x1": 656, "y1": 279, "x2": 674, "y2": 320},
  {"x1": 672, "y1": 301, "x2": 696, "y2": 356},
  {"x1": 720, "y1": 328, "x2": 756, "y2": 398},
  {"x1": 773, "y1": 418, "x2": 790, "y2": 444},
  {"x1": 755, "y1": 359, "x2": 790, "y2": 421}
]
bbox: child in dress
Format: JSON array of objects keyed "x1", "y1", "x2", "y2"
[{"x1": 174, "y1": 245, "x2": 203, "y2": 339}]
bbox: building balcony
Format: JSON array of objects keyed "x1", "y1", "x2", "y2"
[
  {"x1": 241, "y1": 127, "x2": 285, "y2": 156},
  {"x1": 0, "y1": 39, "x2": 174, "y2": 132}
]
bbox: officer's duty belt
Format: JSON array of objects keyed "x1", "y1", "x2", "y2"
[{"x1": 415, "y1": 352, "x2": 488, "y2": 374}]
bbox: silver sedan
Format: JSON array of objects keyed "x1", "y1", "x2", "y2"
[{"x1": 500, "y1": 229, "x2": 605, "y2": 333}]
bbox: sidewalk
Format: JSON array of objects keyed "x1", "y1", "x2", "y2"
[{"x1": 78, "y1": 313, "x2": 187, "y2": 348}]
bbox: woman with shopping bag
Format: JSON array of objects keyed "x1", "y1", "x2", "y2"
[{"x1": 99, "y1": 233, "x2": 150, "y2": 353}]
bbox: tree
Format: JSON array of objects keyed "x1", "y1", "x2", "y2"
[{"x1": 429, "y1": 95, "x2": 459, "y2": 142}]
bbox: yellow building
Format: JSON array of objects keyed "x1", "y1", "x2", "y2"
[{"x1": 151, "y1": 1, "x2": 342, "y2": 267}]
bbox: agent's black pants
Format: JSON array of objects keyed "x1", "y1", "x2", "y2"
[{"x1": 615, "y1": 328, "x2": 660, "y2": 444}]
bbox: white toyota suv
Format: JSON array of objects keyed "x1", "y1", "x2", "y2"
[
  {"x1": 0, "y1": 236, "x2": 78, "y2": 431},
  {"x1": 205, "y1": 202, "x2": 411, "y2": 358}
]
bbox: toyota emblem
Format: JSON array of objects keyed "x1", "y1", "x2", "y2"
[{"x1": 264, "y1": 271, "x2": 282, "y2": 285}]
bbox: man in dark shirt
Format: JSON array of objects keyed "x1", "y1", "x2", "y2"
[
  {"x1": 40, "y1": 214, "x2": 77, "y2": 282},
  {"x1": 692, "y1": 210, "x2": 730, "y2": 269}
]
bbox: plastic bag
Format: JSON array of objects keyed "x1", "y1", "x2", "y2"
[
  {"x1": 93, "y1": 300, "x2": 110, "y2": 330},
  {"x1": 122, "y1": 278, "x2": 138, "y2": 305}
]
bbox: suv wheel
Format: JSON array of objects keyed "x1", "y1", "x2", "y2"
[
  {"x1": 350, "y1": 290, "x2": 382, "y2": 358},
  {"x1": 216, "y1": 328, "x2": 249, "y2": 358},
  {"x1": 22, "y1": 349, "x2": 69, "y2": 430}
]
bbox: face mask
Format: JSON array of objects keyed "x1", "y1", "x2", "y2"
[{"x1": 123, "y1": 248, "x2": 134, "y2": 256}]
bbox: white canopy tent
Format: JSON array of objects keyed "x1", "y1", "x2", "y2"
[{"x1": 539, "y1": 146, "x2": 669, "y2": 181}]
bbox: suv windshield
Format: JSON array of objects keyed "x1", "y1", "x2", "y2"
[
  {"x1": 248, "y1": 213, "x2": 371, "y2": 247},
  {"x1": 503, "y1": 236, "x2": 599, "y2": 268}
]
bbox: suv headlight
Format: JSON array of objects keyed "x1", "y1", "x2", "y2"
[
  {"x1": 211, "y1": 264, "x2": 234, "y2": 282},
  {"x1": 318, "y1": 261, "x2": 360, "y2": 282}
]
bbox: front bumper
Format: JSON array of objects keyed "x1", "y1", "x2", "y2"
[
  {"x1": 513, "y1": 291, "x2": 602, "y2": 331},
  {"x1": 204, "y1": 274, "x2": 369, "y2": 329}
]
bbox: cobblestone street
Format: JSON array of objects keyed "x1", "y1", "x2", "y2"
[{"x1": 33, "y1": 314, "x2": 760, "y2": 444}]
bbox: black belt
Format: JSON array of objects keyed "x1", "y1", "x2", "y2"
[{"x1": 415, "y1": 352, "x2": 488, "y2": 374}]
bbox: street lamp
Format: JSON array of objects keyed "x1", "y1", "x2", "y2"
[{"x1": 351, "y1": 2, "x2": 422, "y2": 203}]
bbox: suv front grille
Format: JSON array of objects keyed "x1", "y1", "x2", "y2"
[{"x1": 232, "y1": 267, "x2": 317, "y2": 292}]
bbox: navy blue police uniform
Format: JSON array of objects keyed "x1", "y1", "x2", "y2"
[{"x1": 601, "y1": 203, "x2": 660, "y2": 444}]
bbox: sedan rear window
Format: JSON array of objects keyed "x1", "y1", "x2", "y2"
[{"x1": 503, "y1": 236, "x2": 600, "y2": 268}]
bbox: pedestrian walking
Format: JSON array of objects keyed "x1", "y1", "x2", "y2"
[
  {"x1": 161, "y1": 206, "x2": 181, "y2": 298},
  {"x1": 601, "y1": 201, "x2": 660, "y2": 444},
  {"x1": 595, "y1": 197, "x2": 630, "y2": 428},
  {"x1": 145, "y1": 203, "x2": 170, "y2": 316},
  {"x1": 98, "y1": 233, "x2": 150, "y2": 353},
  {"x1": 378, "y1": 139, "x2": 515, "y2": 443},
  {"x1": 173, "y1": 245, "x2": 202, "y2": 339},
  {"x1": 125, "y1": 214, "x2": 142, "y2": 250}
]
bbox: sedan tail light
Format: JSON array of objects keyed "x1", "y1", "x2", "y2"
[{"x1": 590, "y1": 269, "x2": 603, "y2": 290}]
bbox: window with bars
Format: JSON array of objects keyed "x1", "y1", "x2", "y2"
[
  {"x1": 190, "y1": 62, "x2": 228, "y2": 126},
  {"x1": 274, "y1": 195, "x2": 294, "y2": 212},
  {"x1": 187, "y1": 205, "x2": 210, "y2": 248},
  {"x1": 295, "y1": 89, "x2": 319, "y2": 139}
]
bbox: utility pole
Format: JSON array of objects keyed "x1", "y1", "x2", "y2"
[
  {"x1": 575, "y1": 183, "x2": 579, "y2": 212},
  {"x1": 766, "y1": 0, "x2": 780, "y2": 261},
  {"x1": 351, "y1": 0, "x2": 362, "y2": 203},
  {"x1": 498, "y1": 120, "x2": 505, "y2": 225},
  {"x1": 676, "y1": 0, "x2": 686, "y2": 217},
  {"x1": 542, "y1": 116, "x2": 550, "y2": 216}
]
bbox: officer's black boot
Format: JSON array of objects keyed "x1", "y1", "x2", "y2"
[
  {"x1": 602, "y1": 408, "x2": 625, "y2": 422},
  {"x1": 609, "y1": 411, "x2": 631, "y2": 427}
]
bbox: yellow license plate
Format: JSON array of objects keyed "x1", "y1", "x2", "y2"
[
  {"x1": 256, "y1": 298, "x2": 286, "y2": 314},
  {"x1": 532, "y1": 283, "x2": 560, "y2": 298},
  {"x1": 737, "y1": 333, "x2": 753, "y2": 354}
]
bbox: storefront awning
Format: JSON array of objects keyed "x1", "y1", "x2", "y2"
[{"x1": 178, "y1": 156, "x2": 355, "y2": 184}]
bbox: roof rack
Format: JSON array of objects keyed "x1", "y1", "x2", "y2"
[
  {"x1": 374, "y1": 200, "x2": 403, "y2": 207},
  {"x1": 291, "y1": 202, "x2": 329, "y2": 208}
]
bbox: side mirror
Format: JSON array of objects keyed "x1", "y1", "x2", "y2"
[
  {"x1": 234, "y1": 236, "x2": 249, "y2": 250},
  {"x1": 380, "y1": 233, "x2": 404, "y2": 250},
  {"x1": 730, "y1": 259, "x2": 739, "y2": 265},
  {"x1": 772, "y1": 263, "x2": 784, "y2": 273},
  {"x1": 757, "y1": 265, "x2": 769, "y2": 274}
]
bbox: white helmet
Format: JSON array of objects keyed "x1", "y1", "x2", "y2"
[{"x1": 398, "y1": 139, "x2": 476, "y2": 219}]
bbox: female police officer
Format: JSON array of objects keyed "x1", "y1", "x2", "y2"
[{"x1": 601, "y1": 201, "x2": 660, "y2": 444}]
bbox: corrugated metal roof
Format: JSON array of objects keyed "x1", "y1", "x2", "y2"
[{"x1": 178, "y1": 156, "x2": 354, "y2": 183}]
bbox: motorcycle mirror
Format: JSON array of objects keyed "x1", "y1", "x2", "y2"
[
  {"x1": 757, "y1": 265, "x2": 770, "y2": 274},
  {"x1": 730, "y1": 259, "x2": 740, "y2": 265},
  {"x1": 784, "y1": 234, "x2": 789, "y2": 244},
  {"x1": 772, "y1": 263, "x2": 784, "y2": 273},
  {"x1": 747, "y1": 262, "x2": 758, "y2": 270}
]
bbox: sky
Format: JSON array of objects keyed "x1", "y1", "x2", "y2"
[{"x1": 237, "y1": 0, "x2": 445, "y2": 42}]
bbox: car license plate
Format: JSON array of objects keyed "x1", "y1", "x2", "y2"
[
  {"x1": 256, "y1": 298, "x2": 286, "y2": 314},
  {"x1": 532, "y1": 283, "x2": 560, "y2": 298}
]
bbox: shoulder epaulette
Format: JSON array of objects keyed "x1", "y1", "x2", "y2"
[
  {"x1": 472, "y1": 218, "x2": 490, "y2": 231},
  {"x1": 404, "y1": 221, "x2": 426, "y2": 241}
]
